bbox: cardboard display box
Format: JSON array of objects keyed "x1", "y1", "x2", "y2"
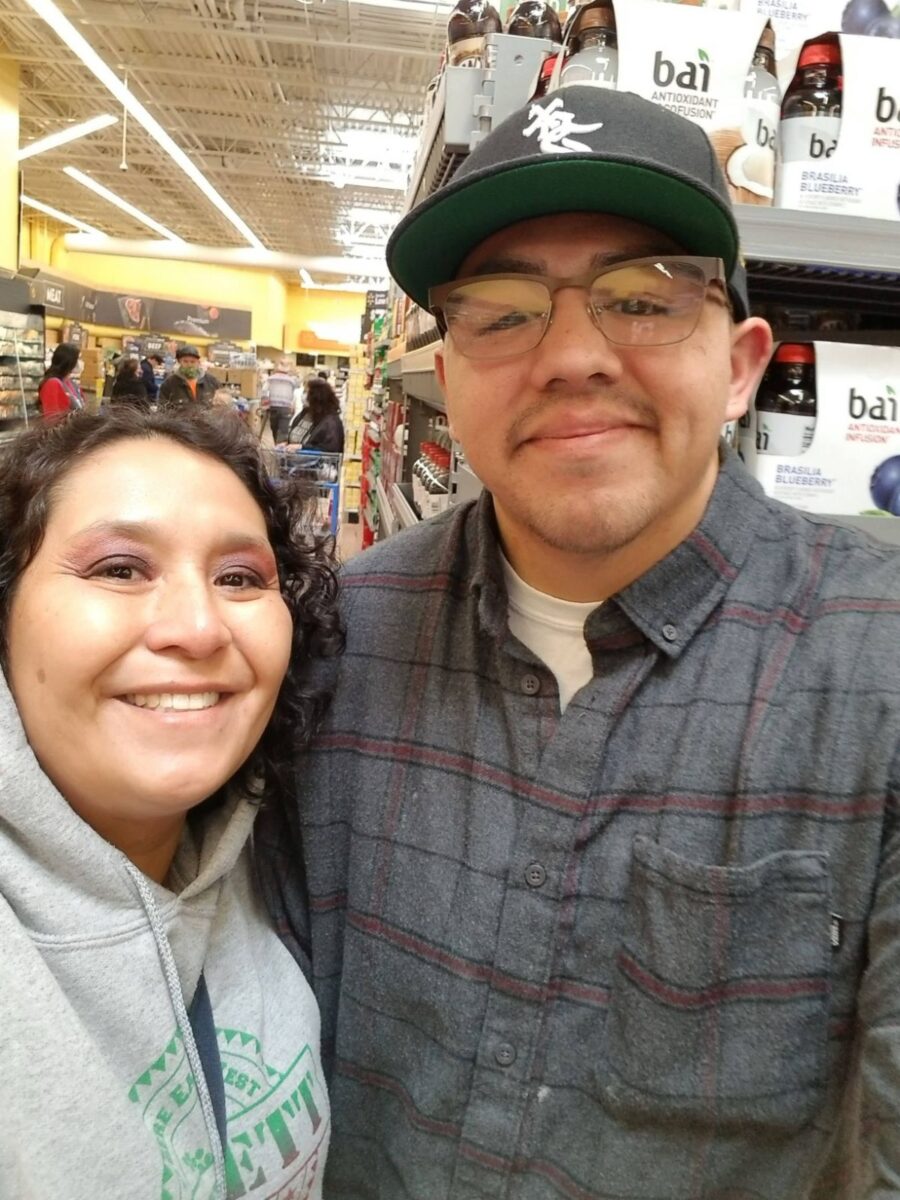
[{"x1": 741, "y1": 341, "x2": 900, "y2": 521}]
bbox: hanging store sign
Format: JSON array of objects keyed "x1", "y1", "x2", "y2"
[
  {"x1": 24, "y1": 272, "x2": 252, "y2": 340},
  {"x1": 62, "y1": 322, "x2": 86, "y2": 348}
]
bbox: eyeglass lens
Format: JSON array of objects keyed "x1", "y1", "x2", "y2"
[{"x1": 442, "y1": 260, "x2": 710, "y2": 358}]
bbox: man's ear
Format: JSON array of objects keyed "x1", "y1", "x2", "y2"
[
  {"x1": 434, "y1": 347, "x2": 456, "y2": 440},
  {"x1": 726, "y1": 317, "x2": 774, "y2": 423},
  {"x1": 434, "y1": 346, "x2": 446, "y2": 392}
]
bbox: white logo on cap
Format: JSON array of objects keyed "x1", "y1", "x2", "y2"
[{"x1": 521, "y1": 97, "x2": 604, "y2": 154}]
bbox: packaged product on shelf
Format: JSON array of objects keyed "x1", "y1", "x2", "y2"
[
  {"x1": 742, "y1": 0, "x2": 898, "y2": 90},
  {"x1": 614, "y1": 1, "x2": 774, "y2": 205},
  {"x1": 507, "y1": 0, "x2": 561, "y2": 41},
  {"x1": 658, "y1": 0, "x2": 740, "y2": 6},
  {"x1": 775, "y1": 32, "x2": 900, "y2": 220},
  {"x1": 741, "y1": 341, "x2": 900, "y2": 520},
  {"x1": 755, "y1": 343, "x2": 817, "y2": 456},
  {"x1": 737, "y1": 22, "x2": 780, "y2": 206},
  {"x1": 777, "y1": 36, "x2": 842, "y2": 184},
  {"x1": 560, "y1": 1, "x2": 617, "y2": 89},
  {"x1": 447, "y1": 0, "x2": 502, "y2": 66}
]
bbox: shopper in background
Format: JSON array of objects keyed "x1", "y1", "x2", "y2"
[
  {"x1": 262, "y1": 356, "x2": 299, "y2": 444},
  {"x1": 37, "y1": 341, "x2": 84, "y2": 418},
  {"x1": 0, "y1": 408, "x2": 341, "y2": 1198},
  {"x1": 259, "y1": 85, "x2": 900, "y2": 1198},
  {"x1": 139, "y1": 351, "x2": 164, "y2": 403},
  {"x1": 102, "y1": 350, "x2": 122, "y2": 401},
  {"x1": 109, "y1": 355, "x2": 151, "y2": 409},
  {"x1": 157, "y1": 343, "x2": 222, "y2": 409},
  {"x1": 280, "y1": 376, "x2": 344, "y2": 454}
]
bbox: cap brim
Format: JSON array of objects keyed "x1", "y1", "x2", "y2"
[{"x1": 388, "y1": 156, "x2": 740, "y2": 313}]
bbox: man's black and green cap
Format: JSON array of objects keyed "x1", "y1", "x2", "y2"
[{"x1": 386, "y1": 85, "x2": 749, "y2": 321}]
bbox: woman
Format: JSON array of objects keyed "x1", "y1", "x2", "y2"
[
  {"x1": 280, "y1": 377, "x2": 344, "y2": 454},
  {"x1": 0, "y1": 408, "x2": 341, "y2": 1198},
  {"x1": 110, "y1": 354, "x2": 151, "y2": 408},
  {"x1": 37, "y1": 341, "x2": 84, "y2": 418}
]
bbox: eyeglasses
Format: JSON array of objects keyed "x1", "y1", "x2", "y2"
[{"x1": 429, "y1": 255, "x2": 727, "y2": 360}]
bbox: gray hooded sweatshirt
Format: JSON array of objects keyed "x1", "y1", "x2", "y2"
[{"x1": 0, "y1": 676, "x2": 329, "y2": 1199}]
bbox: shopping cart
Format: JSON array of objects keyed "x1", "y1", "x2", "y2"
[{"x1": 269, "y1": 447, "x2": 342, "y2": 537}]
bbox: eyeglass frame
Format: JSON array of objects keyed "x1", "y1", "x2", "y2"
[{"x1": 428, "y1": 255, "x2": 730, "y2": 356}]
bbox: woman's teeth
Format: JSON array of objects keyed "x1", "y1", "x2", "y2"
[{"x1": 123, "y1": 692, "x2": 221, "y2": 711}]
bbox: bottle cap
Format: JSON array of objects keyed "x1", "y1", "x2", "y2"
[
  {"x1": 797, "y1": 41, "x2": 841, "y2": 70},
  {"x1": 576, "y1": 4, "x2": 616, "y2": 33},
  {"x1": 539, "y1": 54, "x2": 558, "y2": 84},
  {"x1": 774, "y1": 343, "x2": 815, "y2": 364}
]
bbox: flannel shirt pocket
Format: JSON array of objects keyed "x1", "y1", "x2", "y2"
[{"x1": 602, "y1": 836, "x2": 832, "y2": 1132}]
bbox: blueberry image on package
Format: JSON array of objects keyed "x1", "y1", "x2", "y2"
[
  {"x1": 841, "y1": 0, "x2": 889, "y2": 33},
  {"x1": 870, "y1": 455, "x2": 900, "y2": 514},
  {"x1": 867, "y1": 11, "x2": 900, "y2": 35}
]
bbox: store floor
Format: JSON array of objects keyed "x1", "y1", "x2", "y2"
[{"x1": 337, "y1": 518, "x2": 363, "y2": 561}]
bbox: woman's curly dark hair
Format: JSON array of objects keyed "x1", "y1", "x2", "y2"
[{"x1": 0, "y1": 407, "x2": 344, "y2": 808}]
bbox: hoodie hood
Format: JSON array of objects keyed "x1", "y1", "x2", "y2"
[
  {"x1": 0, "y1": 672, "x2": 253, "y2": 934},
  {"x1": 0, "y1": 671, "x2": 329, "y2": 1199}
]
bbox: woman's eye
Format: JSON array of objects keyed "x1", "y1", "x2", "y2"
[
  {"x1": 218, "y1": 569, "x2": 265, "y2": 589},
  {"x1": 91, "y1": 559, "x2": 145, "y2": 581}
]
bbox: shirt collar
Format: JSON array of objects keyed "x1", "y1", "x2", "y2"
[
  {"x1": 469, "y1": 450, "x2": 768, "y2": 657},
  {"x1": 615, "y1": 451, "x2": 767, "y2": 657}
]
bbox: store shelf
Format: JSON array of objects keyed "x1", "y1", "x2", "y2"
[
  {"x1": 391, "y1": 482, "x2": 421, "y2": 531},
  {"x1": 375, "y1": 476, "x2": 396, "y2": 539},
  {"x1": 401, "y1": 343, "x2": 445, "y2": 411},
  {"x1": 739, "y1": 208, "x2": 900, "y2": 277},
  {"x1": 406, "y1": 35, "x2": 556, "y2": 211}
]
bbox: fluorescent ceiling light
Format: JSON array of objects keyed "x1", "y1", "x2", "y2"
[
  {"x1": 299, "y1": 268, "x2": 315, "y2": 287},
  {"x1": 21, "y1": 193, "x2": 104, "y2": 236},
  {"x1": 64, "y1": 166, "x2": 182, "y2": 242},
  {"x1": 348, "y1": 206, "x2": 399, "y2": 226},
  {"x1": 347, "y1": 0, "x2": 454, "y2": 13},
  {"x1": 332, "y1": 127, "x2": 418, "y2": 164},
  {"x1": 321, "y1": 169, "x2": 408, "y2": 192},
  {"x1": 18, "y1": 113, "x2": 118, "y2": 161},
  {"x1": 24, "y1": 0, "x2": 265, "y2": 251}
]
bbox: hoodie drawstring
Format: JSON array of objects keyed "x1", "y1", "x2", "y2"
[{"x1": 123, "y1": 860, "x2": 228, "y2": 1200}]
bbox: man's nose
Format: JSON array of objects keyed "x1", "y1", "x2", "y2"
[{"x1": 528, "y1": 285, "x2": 625, "y2": 391}]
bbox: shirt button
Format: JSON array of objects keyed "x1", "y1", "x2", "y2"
[
  {"x1": 520, "y1": 673, "x2": 541, "y2": 695},
  {"x1": 525, "y1": 862, "x2": 546, "y2": 888},
  {"x1": 495, "y1": 1042, "x2": 517, "y2": 1067},
  {"x1": 662, "y1": 623, "x2": 678, "y2": 643}
]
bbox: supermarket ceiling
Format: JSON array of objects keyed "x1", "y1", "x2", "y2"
[{"x1": 0, "y1": 0, "x2": 451, "y2": 286}]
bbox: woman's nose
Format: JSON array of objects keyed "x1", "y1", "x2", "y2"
[{"x1": 142, "y1": 574, "x2": 233, "y2": 659}]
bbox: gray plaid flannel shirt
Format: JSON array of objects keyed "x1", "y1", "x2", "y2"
[{"x1": 257, "y1": 452, "x2": 900, "y2": 1200}]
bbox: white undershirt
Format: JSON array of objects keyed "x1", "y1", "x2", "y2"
[{"x1": 501, "y1": 554, "x2": 604, "y2": 713}]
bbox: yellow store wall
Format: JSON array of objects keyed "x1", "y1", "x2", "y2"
[
  {"x1": 19, "y1": 219, "x2": 367, "y2": 353},
  {"x1": 285, "y1": 285, "x2": 366, "y2": 355},
  {"x1": 0, "y1": 61, "x2": 20, "y2": 274},
  {"x1": 52, "y1": 244, "x2": 288, "y2": 348}
]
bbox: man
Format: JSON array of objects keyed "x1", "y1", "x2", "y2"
[
  {"x1": 262, "y1": 356, "x2": 299, "y2": 444},
  {"x1": 139, "y1": 351, "x2": 164, "y2": 403},
  {"x1": 157, "y1": 344, "x2": 221, "y2": 409},
  {"x1": 259, "y1": 86, "x2": 900, "y2": 1197}
]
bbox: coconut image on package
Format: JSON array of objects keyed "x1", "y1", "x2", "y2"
[
  {"x1": 742, "y1": 341, "x2": 900, "y2": 521},
  {"x1": 613, "y1": 0, "x2": 779, "y2": 206}
]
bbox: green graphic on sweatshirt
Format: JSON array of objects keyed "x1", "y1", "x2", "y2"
[{"x1": 128, "y1": 1027, "x2": 326, "y2": 1199}]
